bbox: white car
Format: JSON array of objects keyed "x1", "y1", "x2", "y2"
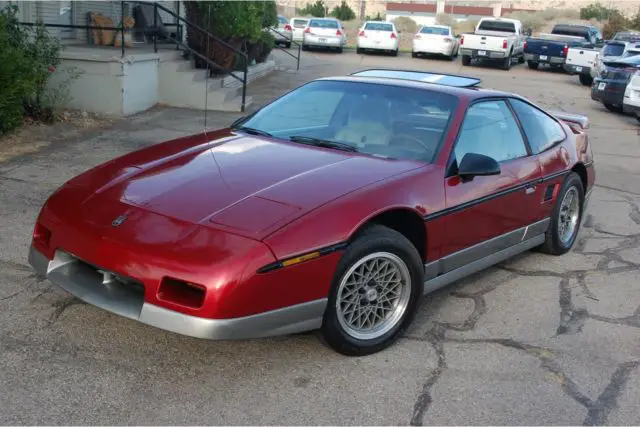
[
  {"x1": 302, "y1": 17, "x2": 347, "y2": 53},
  {"x1": 356, "y1": 21, "x2": 399, "y2": 56},
  {"x1": 290, "y1": 17, "x2": 309, "y2": 43},
  {"x1": 271, "y1": 15, "x2": 293, "y2": 48},
  {"x1": 623, "y1": 70, "x2": 640, "y2": 123},
  {"x1": 412, "y1": 25, "x2": 459, "y2": 60}
]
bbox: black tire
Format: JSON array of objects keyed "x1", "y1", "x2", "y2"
[
  {"x1": 301, "y1": 44, "x2": 308, "y2": 51},
  {"x1": 321, "y1": 224, "x2": 424, "y2": 356},
  {"x1": 392, "y1": 49, "x2": 398, "y2": 57},
  {"x1": 285, "y1": 42, "x2": 291, "y2": 49},
  {"x1": 337, "y1": 47, "x2": 343, "y2": 53},
  {"x1": 538, "y1": 172, "x2": 584, "y2": 255},
  {"x1": 636, "y1": 115, "x2": 640, "y2": 124},
  {"x1": 528, "y1": 61, "x2": 539, "y2": 70},
  {"x1": 461, "y1": 55, "x2": 471, "y2": 66},
  {"x1": 604, "y1": 102, "x2": 622, "y2": 113},
  {"x1": 502, "y1": 55, "x2": 512, "y2": 70},
  {"x1": 518, "y1": 53, "x2": 525, "y2": 63},
  {"x1": 357, "y1": 47, "x2": 363, "y2": 54},
  {"x1": 579, "y1": 74, "x2": 593, "y2": 86},
  {"x1": 411, "y1": 51, "x2": 417, "y2": 58}
]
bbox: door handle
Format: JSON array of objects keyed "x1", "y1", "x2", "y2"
[{"x1": 525, "y1": 186, "x2": 536, "y2": 195}]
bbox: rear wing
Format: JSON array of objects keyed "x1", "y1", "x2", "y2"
[
  {"x1": 350, "y1": 69, "x2": 482, "y2": 87},
  {"x1": 550, "y1": 111, "x2": 589, "y2": 130}
]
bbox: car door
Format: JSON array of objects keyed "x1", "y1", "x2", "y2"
[
  {"x1": 439, "y1": 99, "x2": 542, "y2": 265},
  {"x1": 507, "y1": 98, "x2": 572, "y2": 221}
]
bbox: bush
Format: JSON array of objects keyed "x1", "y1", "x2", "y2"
[
  {"x1": 330, "y1": 1, "x2": 356, "y2": 21},
  {"x1": 603, "y1": 12, "x2": 629, "y2": 39},
  {"x1": 453, "y1": 19, "x2": 479, "y2": 34},
  {"x1": 364, "y1": 12, "x2": 384, "y2": 21},
  {"x1": 0, "y1": 4, "x2": 76, "y2": 134},
  {"x1": 300, "y1": 0, "x2": 326, "y2": 17},
  {"x1": 504, "y1": 11, "x2": 546, "y2": 33},
  {"x1": 392, "y1": 16, "x2": 418, "y2": 34},
  {"x1": 435, "y1": 13, "x2": 456, "y2": 27}
]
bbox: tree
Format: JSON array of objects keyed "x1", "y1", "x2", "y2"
[
  {"x1": 300, "y1": 0, "x2": 326, "y2": 17},
  {"x1": 602, "y1": 12, "x2": 629, "y2": 38},
  {"x1": 330, "y1": 1, "x2": 356, "y2": 21},
  {"x1": 580, "y1": 2, "x2": 619, "y2": 21},
  {"x1": 629, "y1": 6, "x2": 640, "y2": 30}
]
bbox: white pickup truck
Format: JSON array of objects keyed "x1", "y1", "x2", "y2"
[
  {"x1": 459, "y1": 17, "x2": 526, "y2": 70},
  {"x1": 564, "y1": 46, "x2": 600, "y2": 86}
]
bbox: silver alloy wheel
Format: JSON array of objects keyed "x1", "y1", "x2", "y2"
[
  {"x1": 335, "y1": 252, "x2": 412, "y2": 341},
  {"x1": 558, "y1": 186, "x2": 580, "y2": 245}
]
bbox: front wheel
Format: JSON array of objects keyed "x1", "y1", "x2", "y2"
[
  {"x1": 321, "y1": 224, "x2": 424, "y2": 356},
  {"x1": 538, "y1": 172, "x2": 584, "y2": 255}
]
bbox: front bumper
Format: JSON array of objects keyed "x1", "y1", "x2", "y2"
[
  {"x1": 525, "y1": 53, "x2": 565, "y2": 64},
  {"x1": 459, "y1": 48, "x2": 507, "y2": 59},
  {"x1": 28, "y1": 245, "x2": 327, "y2": 340},
  {"x1": 564, "y1": 64, "x2": 591, "y2": 75}
]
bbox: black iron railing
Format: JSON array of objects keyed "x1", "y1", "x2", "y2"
[{"x1": 268, "y1": 27, "x2": 301, "y2": 71}]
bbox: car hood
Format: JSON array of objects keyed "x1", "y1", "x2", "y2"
[{"x1": 77, "y1": 131, "x2": 423, "y2": 240}]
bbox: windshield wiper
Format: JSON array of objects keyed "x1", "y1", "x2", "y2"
[
  {"x1": 232, "y1": 125, "x2": 272, "y2": 137},
  {"x1": 289, "y1": 136, "x2": 358, "y2": 153}
]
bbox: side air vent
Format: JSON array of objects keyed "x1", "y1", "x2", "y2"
[{"x1": 543, "y1": 184, "x2": 555, "y2": 202}]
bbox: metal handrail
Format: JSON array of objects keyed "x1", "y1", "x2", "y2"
[
  {"x1": 269, "y1": 27, "x2": 301, "y2": 71},
  {"x1": 140, "y1": 1, "x2": 248, "y2": 112}
]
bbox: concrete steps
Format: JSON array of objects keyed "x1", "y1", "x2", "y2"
[{"x1": 156, "y1": 51, "x2": 274, "y2": 113}]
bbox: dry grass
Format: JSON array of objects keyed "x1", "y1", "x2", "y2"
[{"x1": 0, "y1": 111, "x2": 115, "y2": 163}]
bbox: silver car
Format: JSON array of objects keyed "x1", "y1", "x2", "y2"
[
  {"x1": 302, "y1": 17, "x2": 347, "y2": 53},
  {"x1": 271, "y1": 15, "x2": 293, "y2": 48}
]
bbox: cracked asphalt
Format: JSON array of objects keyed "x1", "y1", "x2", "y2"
[{"x1": 1, "y1": 50, "x2": 639, "y2": 425}]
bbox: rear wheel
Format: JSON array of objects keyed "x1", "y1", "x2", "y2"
[
  {"x1": 604, "y1": 102, "x2": 622, "y2": 113},
  {"x1": 411, "y1": 51, "x2": 417, "y2": 58},
  {"x1": 518, "y1": 53, "x2": 525, "y2": 63},
  {"x1": 502, "y1": 55, "x2": 512, "y2": 70},
  {"x1": 357, "y1": 47, "x2": 363, "y2": 54},
  {"x1": 636, "y1": 115, "x2": 640, "y2": 124},
  {"x1": 321, "y1": 224, "x2": 424, "y2": 356},
  {"x1": 285, "y1": 42, "x2": 291, "y2": 49},
  {"x1": 528, "y1": 61, "x2": 539, "y2": 70},
  {"x1": 336, "y1": 47, "x2": 343, "y2": 53},
  {"x1": 538, "y1": 172, "x2": 584, "y2": 255},
  {"x1": 579, "y1": 74, "x2": 593, "y2": 86},
  {"x1": 392, "y1": 49, "x2": 398, "y2": 57},
  {"x1": 461, "y1": 55, "x2": 471, "y2": 66}
]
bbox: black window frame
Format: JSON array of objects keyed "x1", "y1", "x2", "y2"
[
  {"x1": 505, "y1": 97, "x2": 568, "y2": 155},
  {"x1": 445, "y1": 97, "x2": 533, "y2": 177}
]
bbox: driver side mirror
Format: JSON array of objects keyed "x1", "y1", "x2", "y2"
[{"x1": 458, "y1": 153, "x2": 500, "y2": 182}]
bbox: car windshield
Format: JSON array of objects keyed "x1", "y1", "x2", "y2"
[
  {"x1": 309, "y1": 19, "x2": 338, "y2": 28},
  {"x1": 365, "y1": 22, "x2": 393, "y2": 31},
  {"x1": 603, "y1": 43, "x2": 625, "y2": 56},
  {"x1": 420, "y1": 26, "x2": 449, "y2": 35},
  {"x1": 237, "y1": 80, "x2": 458, "y2": 163},
  {"x1": 292, "y1": 19, "x2": 308, "y2": 28}
]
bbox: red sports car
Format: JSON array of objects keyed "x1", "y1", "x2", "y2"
[{"x1": 28, "y1": 69, "x2": 595, "y2": 356}]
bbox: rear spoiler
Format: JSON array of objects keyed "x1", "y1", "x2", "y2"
[{"x1": 549, "y1": 111, "x2": 589, "y2": 130}]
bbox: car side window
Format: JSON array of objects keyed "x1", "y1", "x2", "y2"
[
  {"x1": 509, "y1": 99, "x2": 566, "y2": 154},
  {"x1": 454, "y1": 100, "x2": 528, "y2": 165}
]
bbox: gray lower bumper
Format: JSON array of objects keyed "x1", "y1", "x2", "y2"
[
  {"x1": 525, "y1": 53, "x2": 565, "y2": 64},
  {"x1": 28, "y1": 245, "x2": 326, "y2": 340},
  {"x1": 459, "y1": 48, "x2": 507, "y2": 59}
]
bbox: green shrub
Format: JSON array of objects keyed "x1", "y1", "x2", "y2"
[
  {"x1": 0, "y1": 4, "x2": 73, "y2": 133},
  {"x1": 300, "y1": 0, "x2": 326, "y2": 17},
  {"x1": 330, "y1": 1, "x2": 356, "y2": 21},
  {"x1": 435, "y1": 13, "x2": 456, "y2": 27},
  {"x1": 392, "y1": 16, "x2": 418, "y2": 33},
  {"x1": 364, "y1": 12, "x2": 384, "y2": 21},
  {"x1": 603, "y1": 13, "x2": 629, "y2": 39}
]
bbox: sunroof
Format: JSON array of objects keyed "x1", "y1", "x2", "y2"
[{"x1": 351, "y1": 69, "x2": 482, "y2": 87}]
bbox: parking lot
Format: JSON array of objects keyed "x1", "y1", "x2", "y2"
[{"x1": 1, "y1": 48, "x2": 640, "y2": 425}]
